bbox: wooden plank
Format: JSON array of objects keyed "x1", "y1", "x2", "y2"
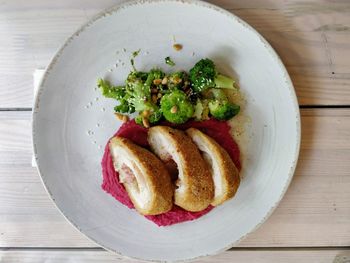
[
  {"x1": 0, "y1": 1, "x2": 350, "y2": 108},
  {"x1": 0, "y1": 109, "x2": 350, "y2": 248},
  {"x1": 0, "y1": 249, "x2": 349, "y2": 263},
  {"x1": 0, "y1": 112, "x2": 94, "y2": 247}
]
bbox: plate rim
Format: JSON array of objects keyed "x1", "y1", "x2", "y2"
[{"x1": 32, "y1": 0, "x2": 301, "y2": 261}]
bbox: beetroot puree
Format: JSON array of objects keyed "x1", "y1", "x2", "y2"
[{"x1": 101, "y1": 119, "x2": 241, "y2": 226}]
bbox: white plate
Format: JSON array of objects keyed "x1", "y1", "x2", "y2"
[{"x1": 32, "y1": 0, "x2": 300, "y2": 261}]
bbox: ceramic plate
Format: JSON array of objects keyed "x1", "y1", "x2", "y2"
[{"x1": 32, "y1": 0, "x2": 300, "y2": 261}]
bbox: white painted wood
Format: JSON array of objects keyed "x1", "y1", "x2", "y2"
[
  {"x1": 1, "y1": 0, "x2": 350, "y2": 260},
  {"x1": 0, "y1": 249, "x2": 349, "y2": 263}
]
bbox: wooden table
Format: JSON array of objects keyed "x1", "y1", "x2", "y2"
[{"x1": 1, "y1": 0, "x2": 349, "y2": 262}]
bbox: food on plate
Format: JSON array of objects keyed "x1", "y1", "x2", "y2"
[
  {"x1": 109, "y1": 136, "x2": 173, "y2": 215},
  {"x1": 165, "y1": 56, "x2": 176, "y2": 66},
  {"x1": 99, "y1": 56, "x2": 244, "y2": 226},
  {"x1": 160, "y1": 90, "x2": 194, "y2": 124},
  {"x1": 186, "y1": 128, "x2": 240, "y2": 206},
  {"x1": 97, "y1": 58, "x2": 240, "y2": 126},
  {"x1": 101, "y1": 119, "x2": 241, "y2": 226},
  {"x1": 148, "y1": 126, "x2": 214, "y2": 212}
]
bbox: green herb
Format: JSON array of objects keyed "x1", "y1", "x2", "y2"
[
  {"x1": 132, "y1": 49, "x2": 141, "y2": 57},
  {"x1": 165, "y1": 56, "x2": 176, "y2": 66}
]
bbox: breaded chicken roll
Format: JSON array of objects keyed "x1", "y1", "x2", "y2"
[
  {"x1": 148, "y1": 126, "x2": 214, "y2": 212},
  {"x1": 109, "y1": 137, "x2": 173, "y2": 215},
  {"x1": 186, "y1": 128, "x2": 240, "y2": 206}
]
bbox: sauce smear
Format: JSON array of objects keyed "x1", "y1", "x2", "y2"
[{"x1": 101, "y1": 119, "x2": 241, "y2": 226}]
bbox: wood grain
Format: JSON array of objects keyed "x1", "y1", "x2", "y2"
[
  {"x1": 0, "y1": 249, "x2": 349, "y2": 263},
  {"x1": 0, "y1": 0, "x2": 349, "y2": 107},
  {"x1": 0, "y1": 109, "x2": 350, "y2": 248}
]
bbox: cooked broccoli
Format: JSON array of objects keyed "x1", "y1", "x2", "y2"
[
  {"x1": 114, "y1": 100, "x2": 135, "y2": 114},
  {"x1": 149, "y1": 109, "x2": 163, "y2": 123},
  {"x1": 145, "y1": 69, "x2": 165, "y2": 87},
  {"x1": 134, "y1": 109, "x2": 162, "y2": 127},
  {"x1": 167, "y1": 71, "x2": 188, "y2": 90},
  {"x1": 97, "y1": 78, "x2": 126, "y2": 100},
  {"x1": 99, "y1": 57, "x2": 241, "y2": 125},
  {"x1": 160, "y1": 90, "x2": 194, "y2": 124},
  {"x1": 189, "y1": 58, "x2": 235, "y2": 93},
  {"x1": 207, "y1": 88, "x2": 240, "y2": 120},
  {"x1": 125, "y1": 71, "x2": 158, "y2": 112},
  {"x1": 208, "y1": 101, "x2": 240, "y2": 120}
]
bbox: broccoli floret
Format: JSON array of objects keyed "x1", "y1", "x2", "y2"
[
  {"x1": 160, "y1": 90, "x2": 194, "y2": 124},
  {"x1": 208, "y1": 101, "x2": 240, "y2": 120},
  {"x1": 193, "y1": 99, "x2": 210, "y2": 121},
  {"x1": 126, "y1": 71, "x2": 148, "y2": 84},
  {"x1": 114, "y1": 100, "x2": 135, "y2": 114},
  {"x1": 206, "y1": 88, "x2": 240, "y2": 120},
  {"x1": 149, "y1": 109, "x2": 163, "y2": 124},
  {"x1": 125, "y1": 71, "x2": 159, "y2": 112},
  {"x1": 144, "y1": 69, "x2": 165, "y2": 87},
  {"x1": 167, "y1": 71, "x2": 188, "y2": 90},
  {"x1": 134, "y1": 109, "x2": 162, "y2": 127},
  {"x1": 189, "y1": 58, "x2": 235, "y2": 93},
  {"x1": 97, "y1": 78, "x2": 126, "y2": 100}
]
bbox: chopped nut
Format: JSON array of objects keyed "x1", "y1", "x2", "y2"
[
  {"x1": 184, "y1": 88, "x2": 192, "y2": 95},
  {"x1": 157, "y1": 93, "x2": 163, "y2": 99},
  {"x1": 114, "y1": 112, "x2": 126, "y2": 121},
  {"x1": 152, "y1": 94, "x2": 158, "y2": 103},
  {"x1": 122, "y1": 115, "x2": 129, "y2": 123},
  {"x1": 142, "y1": 118, "x2": 150, "y2": 128},
  {"x1": 173, "y1": 76, "x2": 182, "y2": 84},
  {"x1": 151, "y1": 88, "x2": 158, "y2": 94},
  {"x1": 173, "y1": 43, "x2": 183, "y2": 51},
  {"x1": 161, "y1": 77, "x2": 168, "y2": 85},
  {"x1": 170, "y1": 106, "x2": 178, "y2": 113},
  {"x1": 153, "y1": 79, "x2": 162, "y2": 85},
  {"x1": 142, "y1": 110, "x2": 150, "y2": 117},
  {"x1": 184, "y1": 80, "x2": 190, "y2": 87}
]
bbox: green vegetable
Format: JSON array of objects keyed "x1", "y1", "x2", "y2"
[
  {"x1": 125, "y1": 71, "x2": 158, "y2": 112},
  {"x1": 149, "y1": 109, "x2": 163, "y2": 124},
  {"x1": 207, "y1": 88, "x2": 240, "y2": 120},
  {"x1": 189, "y1": 58, "x2": 235, "y2": 93},
  {"x1": 132, "y1": 49, "x2": 141, "y2": 57},
  {"x1": 208, "y1": 101, "x2": 240, "y2": 120},
  {"x1": 98, "y1": 57, "x2": 240, "y2": 126},
  {"x1": 135, "y1": 115, "x2": 143, "y2": 125},
  {"x1": 130, "y1": 49, "x2": 141, "y2": 71},
  {"x1": 167, "y1": 71, "x2": 188, "y2": 90},
  {"x1": 114, "y1": 100, "x2": 135, "y2": 114},
  {"x1": 160, "y1": 90, "x2": 194, "y2": 124},
  {"x1": 165, "y1": 56, "x2": 175, "y2": 66},
  {"x1": 97, "y1": 78, "x2": 126, "y2": 100},
  {"x1": 145, "y1": 69, "x2": 165, "y2": 88},
  {"x1": 134, "y1": 109, "x2": 162, "y2": 127}
]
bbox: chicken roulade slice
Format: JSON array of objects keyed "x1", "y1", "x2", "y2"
[
  {"x1": 148, "y1": 126, "x2": 214, "y2": 212},
  {"x1": 109, "y1": 137, "x2": 173, "y2": 215},
  {"x1": 186, "y1": 128, "x2": 240, "y2": 206}
]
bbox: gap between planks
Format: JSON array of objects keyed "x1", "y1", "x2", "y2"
[{"x1": 3, "y1": 105, "x2": 350, "y2": 112}]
